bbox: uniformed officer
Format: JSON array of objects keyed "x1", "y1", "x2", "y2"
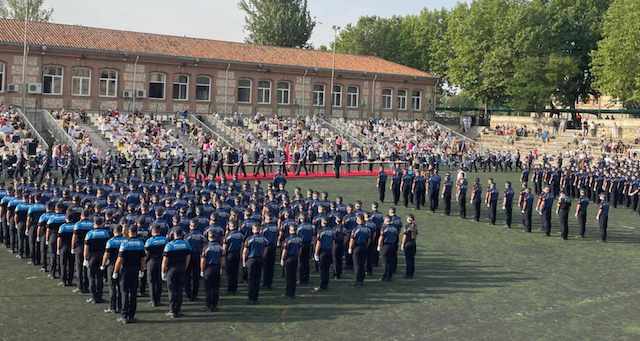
[
  {"x1": 537, "y1": 186, "x2": 554, "y2": 236},
  {"x1": 349, "y1": 214, "x2": 370, "y2": 286},
  {"x1": 376, "y1": 166, "x2": 387, "y2": 203},
  {"x1": 485, "y1": 179, "x2": 499, "y2": 225},
  {"x1": 557, "y1": 191, "x2": 571, "y2": 240},
  {"x1": 391, "y1": 169, "x2": 402, "y2": 205},
  {"x1": 314, "y1": 221, "x2": 334, "y2": 290},
  {"x1": 470, "y1": 178, "x2": 482, "y2": 222},
  {"x1": 162, "y1": 229, "x2": 192, "y2": 318},
  {"x1": 596, "y1": 193, "x2": 609, "y2": 242},
  {"x1": 401, "y1": 169, "x2": 413, "y2": 208},
  {"x1": 144, "y1": 224, "x2": 167, "y2": 307},
  {"x1": 401, "y1": 215, "x2": 417, "y2": 279},
  {"x1": 72, "y1": 210, "x2": 93, "y2": 294},
  {"x1": 57, "y1": 213, "x2": 76, "y2": 287},
  {"x1": 223, "y1": 224, "x2": 244, "y2": 294},
  {"x1": 201, "y1": 230, "x2": 223, "y2": 311},
  {"x1": 574, "y1": 189, "x2": 589, "y2": 238},
  {"x1": 261, "y1": 214, "x2": 278, "y2": 289},
  {"x1": 101, "y1": 224, "x2": 125, "y2": 314},
  {"x1": 428, "y1": 170, "x2": 441, "y2": 212},
  {"x1": 113, "y1": 226, "x2": 146, "y2": 324},
  {"x1": 456, "y1": 174, "x2": 468, "y2": 218},
  {"x1": 184, "y1": 220, "x2": 205, "y2": 301},
  {"x1": 243, "y1": 224, "x2": 268, "y2": 304},
  {"x1": 378, "y1": 217, "x2": 398, "y2": 281},
  {"x1": 83, "y1": 216, "x2": 110, "y2": 304},
  {"x1": 281, "y1": 225, "x2": 302, "y2": 297},
  {"x1": 503, "y1": 182, "x2": 514, "y2": 228},
  {"x1": 412, "y1": 170, "x2": 426, "y2": 210},
  {"x1": 296, "y1": 216, "x2": 314, "y2": 285},
  {"x1": 442, "y1": 174, "x2": 453, "y2": 215},
  {"x1": 47, "y1": 203, "x2": 68, "y2": 279},
  {"x1": 519, "y1": 187, "x2": 534, "y2": 232}
]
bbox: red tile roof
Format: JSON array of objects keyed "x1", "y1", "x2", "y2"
[{"x1": 0, "y1": 19, "x2": 433, "y2": 79}]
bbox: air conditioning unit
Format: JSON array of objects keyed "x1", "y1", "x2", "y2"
[
  {"x1": 27, "y1": 83, "x2": 42, "y2": 94},
  {"x1": 136, "y1": 89, "x2": 146, "y2": 98},
  {"x1": 122, "y1": 89, "x2": 133, "y2": 98},
  {"x1": 7, "y1": 84, "x2": 19, "y2": 93}
]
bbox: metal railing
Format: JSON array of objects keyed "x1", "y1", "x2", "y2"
[
  {"x1": 189, "y1": 114, "x2": 233, "y2": 147},
  {"x1": 39, "y1": 110, "x2": 79, "y2": 152},
  {"x1": 322, "y1": 117, "x2": 372, "y2": 148},
  {"x1": 14, "y1": 107, "x2": 50, "y2": 151}
]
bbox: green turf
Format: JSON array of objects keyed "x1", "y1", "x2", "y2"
[{"x1": 1, "y1": 172, "x2": 639, "y2": 341}]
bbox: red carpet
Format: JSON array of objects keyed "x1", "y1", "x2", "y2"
[{"x1": 185, "y1": 168, "x2": 394, "y2": 182}]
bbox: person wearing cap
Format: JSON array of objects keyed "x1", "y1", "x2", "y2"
[
  {"x1": 162, "y1": 229, "x2": 192, "y2": 318},
  {"x1": 144, "y1": 224, "x2": 167, "y2": 307},
  {"x1": 83, "y1": 216, "x2": 110, "y2": 304},
  {"x1": 596, "y1": 193, "x2": 610, "y2": 242},
  {"x1": 200, "y1": 230, "x2": 223, "y2": 311},
  {"x1": 314, "y1": 220, "x2": 334, "y2": 291},
  {"x1": 72, "y1": 210, "x2": 93, "y2": 294},
  {"x1": 223, "y1": 222, "x2": 244, "y2": 294},
  {"x1": 112, "y1": 225, "x2": 146, "y2": 324},
  {"x1": 184, "y1": 220, "x2": 206, "y2": 301},
  {"x1": 349, "y1": 214, "x2": 370, "y2": 286},
  {"x1": 378, "y1": 216, "x2": 399, "y2": 281},
  {"x1": 243, "y1": 223, "x2": 268, "y2": 304}
]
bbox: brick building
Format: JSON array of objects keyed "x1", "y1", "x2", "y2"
[{"x1": 0, "y1": 19, "x2": 437, "y2": 119}]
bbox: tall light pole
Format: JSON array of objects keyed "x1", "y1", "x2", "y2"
[
  {"x1": 329, "y1": 25, "x2": 340, "y2": 117},
  {"x1": 21, "y1": 0, "x2": 30, "y2": 112}
]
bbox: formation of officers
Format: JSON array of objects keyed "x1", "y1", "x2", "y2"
[
  {"x1": 0, "y1": 174, "x2": 418, "y2": 324},
  {"x1": 376, "y1": 152, "x2": 621, "y2": 242}
]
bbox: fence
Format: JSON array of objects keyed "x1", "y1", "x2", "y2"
[{"x1": 14, "y1": 107, "x2": 50, "y2": 151}]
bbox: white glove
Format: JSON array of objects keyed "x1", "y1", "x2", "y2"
[
  {"x1": 83, "y1": 259, "x2": 89, "y2": 268},
  {"x1": 377, "y1": 246, "x2": 381, "y2": 252},
  {"x1": 200, "y1": 271, "x2": 204, "y2": 278},
  {"x1": 348, "y1": 249, "x2": 352, "y2": 255},
  {"x1": 71, "y1": 249, "x2": 75, "y2": 255},
  {"x1": 314, "y1": 255, "x2": 319, "y2": 262},
  {"x1": 112, "y1": 272, "x2": 119, "y2": 280},
  {"x1": 138, "y1": 271, "x2": 144, "y2": 279},
  {"x1": 45, "y1": 241, "x2": 49, "y2": 246},
  {"x1": 161, "y1": 272, "x2": 167, "y2": 281},
  {"x1": 280, "y1": 260, "x2": 284, "y2": 267},
  {"x1": 36, "y1": 237, "x2": 40, "y2": 242},
  {"x1": 100, "y1": 266, "x2": 105, "y2": 271}
]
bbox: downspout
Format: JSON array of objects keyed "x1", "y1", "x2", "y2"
[
  {"x1": 301, "y1": 69, "x2": 308, "y2": 116},
  {"x1": 131, "y1": 55, "x2": 139, "y2": 113},
  {"x1": 371, "y1": 74, "x2": 378, "y2": 117},
  {"x1": 224, "y1": 63, "x2": 231, "y2": 115}
]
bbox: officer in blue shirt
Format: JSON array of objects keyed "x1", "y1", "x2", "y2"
[
  {"x1": 401, "y1": 169, "x2": 413, "y2": 208},
  {"x1": 391, "y1": 169, "x2": 402, "y2": 205},
  {"x1": 37, "y1": 201, "x2": 56, "y2": 270},
  {"x1": 376, "y1": 166, "x2": 387, "y2": 203},
  {"x1": 280, "y1": 225, "x2": 302, "y2": 297},
  {"x1": 442, "y1": 174, "x2": 453, "y2": 215},
  {"x1": 162, "y1": 229, "x2": 192, "y2": 318},
  {"x1": 485, "y1": 179, "x2": 499, "y2": 225},
  {"x1": 556, "y1": 191, "x2": 572, "y2": 240},
  {"x1": 223, "y1": 224, "x2": 244, "y2": 294},
  {"x1": 575, "y1": 189, "x2": 589, "y2": 238},
  {"x1": 596, "y1": 194, "x2": 609, "y2": 242},
  {"x1": 72, "y1": 210, "x2": 93, "y2": 294},
  {"x1": 243, "y1": 224, "x2": 268, "y2": 304},
  {"x1": 101, "y1": 224, "x2": 125, "y2": 314},
  {"x1": 315, "y1": 221, "x2": 334, "y2": 290},
  {"x1": 378, "y1": 219, "x2": 399, "y2": 281},
  {"x1": 201, "y1": 230, "x2": 223, "y2": 311},
  {"x1": 83, "y1": 216, "x2": 110, "y2": 304},
  {"x1": 57, "y1": 213, "x2": 76, "y2": 287},
  {"x1": 113, "y1": 225, "x2": 146, "y2": 323},
  {"x1": 470, "y1": 178, "x2": 482, "y2": 222},
  {"x1": 457, "y1": 174, "x2": 468, "y2": 218},
  {"x1": 15, "y1": 193, "x2": 31, "y2": 259},
  {"x1": 428, "y1": 170, "x2": 441, "y2": 212},
  {"x1": 261, "y1": 215, "x2": 278, "y2": 289},
  {"x1": 503, "y1": 182, "x2": 515, "y2": 228},
  {"x1": 144, "y1": 224, "x2": 167, "y2": 307},
  {"x1": 46, "y1": 203, "x2": 66, "y2": 278},
  {"x1": 519, "y1": 187, "x2": 534, "y2": 232},
  {"x1": 349, "y1": 214, "x2": 370, "y2": 286},
  {"x1": 412, "y1": 170, "x2": 426, "y2": 210},
  {"x1": 537, "y1": 186, "x2": 554, "y2": 236},
  {"x1": 184, "y1": 220, "x2": 206, "y2": 301},
  {"x1": 296, "y1": 215, "x2": 314, "y2": 284},
  {"x1": 27, "y1": 193, "x2": 46, "y2": 266}
]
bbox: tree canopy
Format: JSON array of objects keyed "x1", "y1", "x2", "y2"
[
  {"x1": 239, "y1": 0, "x2": 316, "y2": 48},
  {"x1": 0, "y1": 0, "x2": 53, "y2": 21}
]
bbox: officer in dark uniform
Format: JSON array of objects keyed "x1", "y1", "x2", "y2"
[
  {"x1": 333, "y1": 151, "x2": 342, "y2": 178},
  {"x1": 574, "y1": 189, "x2": 589, "y2": 238},
  {"x1": 596, "y1": 194, "x2": 609, "y2": 242},
  {"x1": 243, "y1": 224, "x2": 268, "y2": 304},
  {"x1": 57, "y1": 214, "x2": 75, "y2": 287},
  {"x1": 349, "y1": 214, "x2": 370, "y2": 286},
  {"x1": 72, "y1": 211, "x2": 93, "y2": 294},
  {"x1": 281, "y1": 225, "x2": 302, "y2": 297},
  {"x1": 457, "y1": 174, "x2": 468, "y2": 218},
  {"x1": 113, "y1": 226, "x2": 145, "y2": 324},
  {"x1": 83, "y1": 216, "x2": 110, "y2": 304},
  {"x1": 485, "y1": 179, "x2": 498, "y2": 225},
  {"x1": 401, "y1": 214, "x2": 417, "y2": 279},
  {"x1": 412, "y1": 170, "x2": 426, "y2": 210},
  {"x1": 223, "y1": 224, "x2": 244, "y2": 294},
  {"x1": 428, "y1": 170, "x2": 441, "y2": 212},
  {"x1": 519, "y1": 187, "x2": 534, "y2": 232},
  {"x1": 101, "y1": 224, "x2": 125, "y2": 314},
  {"x1": 314, "y1": 220, "x2": 334, "y2": 290},
  {"x1": 144, "y1": 224, "x2": 167, "y2": 307},
  {"x1": 537, "y1": 186, "x2": 554, "y2": 236},
  {"x1": 201, "y1": 230, "x2": 223, "y2": 311},
  {"x1": 442, "y1": 174, "x2": 453, "y2": 215},
  {"x1": 470, "y1": 178, "x2": 482, "y2": 222},
  {"x1": 557, "y1": 191, "x2": 571, "y2": 240},
  {"x1": 378, "y1": 217, "x2": 398, "y2": 281},
  {"x1": 162, "y1": 229, "x2": 192, "y2": 318},
  {"x1": 391, "y1": 168, "x2": 402, "y2": 205},
  {"x1": 503, "y1": 182, "x2": 515, "y2": 228},
  {"x1": 296, "y1": 216, "x2": 314, "y2": 284},
  {"x1": 376, "y1": 166, "x2": 387, "y2": 202},
  {"x1": 184, "y1": 221, "x2": 205, "y2": 301},
  {"x1": 261, "y1": 215, "x2": 278, "y2": 289}
]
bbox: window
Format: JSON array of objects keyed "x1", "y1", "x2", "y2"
[
  {"x1": 148, "y1": 72, "x2": 166, "y2": 99},
  {"x1": 347, "y1": 86, "x2": 359, "y2": 108},
  {"x1": 0, "y1": 63, "x2": 5, "y2": 92},
  {"x1": 397, "y1": 89, "x2": 407, "y2": 110},
  {"x1": 72, "y1": 67, "x2": 91, "y2": 96},
  {"x1": 382, "y1": 88, "x2": 393, "y2": 110},
  {"x1": 257, "y1": 80, "x2": 271, "y2": 104},
  {"x1": 312, "y1": 84, "x2": 325, "y2": 107},
  {"x1": 172, "y1": 74, "x2": 189, "y2": 100},
  {"x1": 195, "y1": 76, "x2": 211, "y2": 101},
  {"x1": 412, "y1": 91, "x2": 422, "y2": 111},
  {"x1": 42, "y1": 65, "x2": 63, "y2": 95},
  {"x1": 332, "y1": 85, "x2": 342, "y2": 107},
  {"x1": 99, "y1": 69, "x2": 118, "y2": 97},
  {"x1": 237, "y1": 79, "x2": 252, "y2": 103},
  {"x1": 276, "y1": 81, "x2": 290, "y2": 105}
]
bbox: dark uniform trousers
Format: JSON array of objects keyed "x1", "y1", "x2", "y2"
[
  {"x1": 246, "y1": 257, "x2": 263, "y2": 302},
  {"x1": 120, "y1": 270, "x2": 138, "y2": 320},
  {"x1": 147, "y1": 259, "x2": 162, "y2": 305},
  {"x1": 559, "y1": 210, "x2": 570, "y2": 240},
  {"x1": 378, "y1": 186, "x2": 385, "y2": 203},
  {"x1": 404, "y1": 241, "x2": 416, "y2": 278},
  {"x1": 332, "y1": 241, "x2": 344, "y2": 278},
  {"x1": 429, "y1": 191, "x2": 438, "y2": 212},
  {"x1": 459, "y1": 194, "x2": 466, "y2": 218},
  {"x1": 366, "y1": 242, "x2": 377, "y2": 275},
  {"x1": 76, "y1": 248, "x2": 89, "y2": 292},
  {"x1": 61, "y1": 248, "x2": 74, "y2": 285},
  {"x1": 444, "y1": 194, "x2": 452, "y2": 215},
  {"x1": 577, "y1": 213, "x2": 587, "y2": 237},
  {"x1": 203, "y1": 264, "x2": 221, "y2": 310},
  {"x1": 299, "y1": 243, "x2": 311, "y2": 284},
  {"x1": 599, "y1": 216, "x2": 608, "y2": 241},
  {"x1": 381, "y1": 244, "x2": 396, "y2": 281},
  {"x1": 319, "y1": 250, "x2": 332, "y2": 290},
  {"x1": 167, "y1": 269, "x2": 186, "y2": 314},
  {"x1": 473, "y1": 201, "x2": 481, "y2": 222},
  {"x1": 29, "y1": 223, "x2": 40, "y2": 264},
  {"x1": 49, "y1": 236, "x2": 59, "y2": 277},
  {"x1": 505, "y1": 206, "x2": 513, "y2": 228},
  {"x1": 88, "y1": 258, "x2": 104, "y2": 301},
  {"x1": 542, "y1": 209, "x2": 552, "y2": 236},
  {"x1": 185, "y1": 257, "x2": 200, "y2": 299},
  {"x1": 415, "y1": 188, "x2": 425, "y2": 210},
  {"x1": 262, "y1": 246, "x2": 276, "y2": 288},
  {"x1": 392, "y1": 186, "x2": 401, "y2": 205},
  {"x1": 225, "y1": 252, "x2": 240, "y2": 293},
  {"x1": 402, "y1": 187, "x2": 411, "y2": 207},
  {"x1": 522, "y1": 209, "x2": 532, "y2": 232},
  {"x1": 284, "y1": 256, "x2": 298, "y2": 297},
  {"x1": 107, "y1": 266, "x2": 122, "y2": 312},
  {"x1": 16, "y1": 222, "x2": 26, "y2": 256},
  {"x1": 353, "y1": 245, "x2": 367, "y2": 284},
  {"x1": 489, "y1": 203, "x2": 497, "y2": 225}
]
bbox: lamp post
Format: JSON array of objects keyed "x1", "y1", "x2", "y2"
[{"x1": 329, "y1": 25, "x2": 340, "y2": 118}]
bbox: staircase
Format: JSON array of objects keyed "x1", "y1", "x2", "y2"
[
  {"x1": 76, "y1": 119, "x2": 116, "y2": 154},
  {"x1": 319, "y1": 116, "x2": 370, "y2": 149},
  {"x1": 198, "y1": 114, "x2": 265, "y2": 150}
]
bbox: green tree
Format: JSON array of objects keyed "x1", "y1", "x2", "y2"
[
  {"x1": 0, "y1": 0, "x2": 53, "y2": 21},
  {"x1": 592, "y1": 0, "x2": 640, "y2": 107},
  {"x1": 238, "y1": 0, "x2": 316, "y2": 48}
]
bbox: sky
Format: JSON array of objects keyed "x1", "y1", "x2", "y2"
[{"x1": 45, "y1": 0, "x2": 463, "y2": 47}]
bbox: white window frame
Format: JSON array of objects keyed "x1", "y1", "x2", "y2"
[
  {"x1": 172, "y1": 74, "x2": 189, "y2": 101},
  {"x1": 72, "y1": 67, "x2": 91, "y2": 97},
  {"x1": 382, "y1": 88, "x2": 393, "y2": 110},
  {"x1": 148, "y1": 72, "x2": 166, "y2": 99},
  {"x1": 276, "y1": 81, "x2": 290, "y2": 105},
  {"x1": 412, "y1": 90, "x2": 422, "y2": 111},
  {"x1": 195, "y1": 75, "x2": 211, "y2": 102},
  {"x1": 332, "y1": 84, "x2": 343, "y2": 108},
  {"x1": 237, "y1": 78, "x2": 252, "y2": 104},
  {"x1": 42, "y1": 65, "x2": 63, "y2": 95},
  {"x1": 346, "y1": 86, "x2": 359, "y2": 108},
  {"x1": 312, "y1": 84, "x2": 325, "y2": 107},
  {"x1": 257, "y1": 80, "x2": 272, "y2": 104},
  {"x1": 99, "y1": 69, "x2": 118, "y2": 98},
  {"x1": 0, "y1": 63, "x2": 5, "y2": 93},
  {"x1": 397, "y1": 89, "x2": 407, "y2": 111}
]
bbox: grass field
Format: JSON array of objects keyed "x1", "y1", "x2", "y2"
[{"x1": 1, "y1": 171, "x2": 639, "y2": 341}]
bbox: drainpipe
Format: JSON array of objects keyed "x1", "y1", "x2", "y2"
[
  {"x1": 131, "y1": 55, "x2": 139, "y2": 113},
  {"x1": 224, "y1": 63, "x2": 231, "y2": 115},
  {"x1": 301, "y1": 69, "x2": 308, "y2": 116},
  {"x1": 371, "y1": 74, "x2": 378, "y2": 117}
]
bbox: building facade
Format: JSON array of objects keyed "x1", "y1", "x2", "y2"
[{"x1": 0, "y1": 19, "x2": 437, "y2": 119}]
